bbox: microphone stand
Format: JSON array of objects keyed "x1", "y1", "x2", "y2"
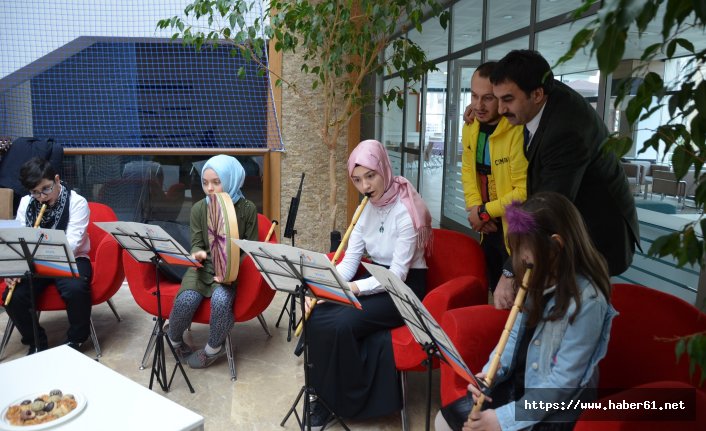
[{"x1": 275, "y1": 173, "x2": 304, "y2": 342}]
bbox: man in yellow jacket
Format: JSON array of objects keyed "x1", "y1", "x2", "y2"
[{"x1": 461, "y1": 61, "x2": 527, "y2": 292}]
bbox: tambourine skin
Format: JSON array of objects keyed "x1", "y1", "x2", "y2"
[{"x1": 207, "y1": 192, "x2": 240, "y2": 283}]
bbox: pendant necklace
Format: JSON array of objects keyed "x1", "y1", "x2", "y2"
[{"x1": 377, "y1": 205, "x2": 394, "y2": 234}]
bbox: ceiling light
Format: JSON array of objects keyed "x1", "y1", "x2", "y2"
[{"x1": 503, "y1": 15, "x2": 513, "y2": 19}]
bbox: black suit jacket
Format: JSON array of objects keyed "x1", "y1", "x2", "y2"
[{"x1": 526, "y1": 81, "x2": 639, "y2": 276}]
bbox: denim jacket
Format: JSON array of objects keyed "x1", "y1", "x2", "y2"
[{"x1": 482, "y1": 276, "x2": 618, "y2": 431}]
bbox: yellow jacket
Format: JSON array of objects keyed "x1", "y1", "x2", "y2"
[{"x1": 461, "y1": 116, "x2": 527, "y2": 251}]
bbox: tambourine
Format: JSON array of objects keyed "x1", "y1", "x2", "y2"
[{"x1": 207, "y1": 192, "x2": 240, "y2": 283}]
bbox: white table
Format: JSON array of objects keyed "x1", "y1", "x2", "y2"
[{"x1": 0, "y1": 346, "x2": 204, "y2": 430}]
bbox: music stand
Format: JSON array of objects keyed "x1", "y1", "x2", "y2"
[
  {"x1": 94, "y1": 221, "x2": 199, "y2": 393},
  {"x1": 276, "y1": 172, "x2": 304, "y2": 341},
  {"x1": 363, "y1": 263, "x2": 489, "y2": 431},
  {"x1": 0, "y1": 227, "x2": 79, "y2": 354},
  {"x1": 235, "y1": 239, "x2": 357, "y2": 431}
]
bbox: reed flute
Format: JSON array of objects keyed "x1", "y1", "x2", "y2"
[
  {"x1": 470, "y1": 265, "x2": 533, "y2": 417},
  {"x1": 4, "y1": 204, "x2": 47, "y2": 305},
  {"x1": 294, "y1": 194, "x2": 370, "y2": 337},
  {"x1": 264, "y1": 220, "x2": 278, "y2": 242}
]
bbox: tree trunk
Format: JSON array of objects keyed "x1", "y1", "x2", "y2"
[{"x1": 328, "y1": 146, "x2": 338, "y2": 231}]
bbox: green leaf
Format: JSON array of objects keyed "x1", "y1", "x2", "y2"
[
  {"x1": 596, "y1": 24, "x2": 626, "y2": 72},
  {"x1": 672, "y1": 145, "x2": 692, "y2": 178},
  {"x1": 691, "y1": 115, "x2": 706, "y2": 149},
  {"x1": 695, "y1": 0, "x2": 706, "y2": 22},
  {"x1": 602, "y1": 135, "x2": 633, "y2": 158},
  {"x1": 648, "y1": 231, "x2": 681, "y2": 258},
  {"x1": 675, "y1": 38, "x2": 695, "y2": 54},
  {"x1": 676, "y1": 338, "x2": 687, "y2": 361},
  {"x1": 555, "y1": 28, "x2": 594, "y2": 67}
]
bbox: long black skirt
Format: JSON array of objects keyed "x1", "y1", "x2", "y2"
[{"x1": 306, "y1": 267, "x2": 427, "y2": 420}]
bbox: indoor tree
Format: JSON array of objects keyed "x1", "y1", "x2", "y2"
[
  {"x1": 157, "y1": 0, "x2": 448, "y2": 232},
  {"x1": 559, "y1": 0, "x2": 706, "y2": 383}
]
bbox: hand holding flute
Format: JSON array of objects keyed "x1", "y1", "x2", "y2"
[
  {"x1": 4, "y1": 204, "x2": 47, "y2": 305},
  {"x1": 466, "y1": 265, "x2": 532, "y2": 425}
]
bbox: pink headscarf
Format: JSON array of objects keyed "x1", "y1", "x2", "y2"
[{"x1": 347, "y1": 139, "x2": 432, "y2": 250}]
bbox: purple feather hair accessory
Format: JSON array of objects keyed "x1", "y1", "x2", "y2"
[{"x1": 505, "y1": 200, "x2": 536, "y2": 234}]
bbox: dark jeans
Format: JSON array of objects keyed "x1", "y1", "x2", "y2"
[
  {"x1": 481, "y1": 226, "x2": 508, "y2": 292},
  {"x1": 440, "y1": 378, "x2": 585, "y2": 431},
  {"x1": 3, "y1": 257, "x2": 92, "y2": 347}
]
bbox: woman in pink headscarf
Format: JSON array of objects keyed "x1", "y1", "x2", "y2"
[{"x1": 305, "y1": 139, "x2": 433, "y2": 429}]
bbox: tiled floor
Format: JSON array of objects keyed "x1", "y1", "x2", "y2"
[{"x1": 1, "y1": 284, "x2": 442, "y2": 430}]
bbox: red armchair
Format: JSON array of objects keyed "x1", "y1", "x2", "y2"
[
  {"x1": 392, "y1": 228, "x2": 488, "y2": 430},
  {"x1": 123, "y1": 213, "x2": 277, "y2": 381},
  {"x1": 439, "y1": 305, "x2": 508, "y2": 408},
  {"x1": 573, "y1": 283, "x2": 706, "y2": 430},
  {"x1": 0, "y1": 202, "x2": 124, "y2": 360},
  {"x1": 438, "y1": 283, "x2": 706, "y2": 430}
]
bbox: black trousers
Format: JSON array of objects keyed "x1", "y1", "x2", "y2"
[
  {"x1": 481, "y1": 226, "x2": 508, "y2": 293},
  {"x1": 306, "y1": 267, "x2": 427, "y2": 420},
  {"x1": 440, "y1": 378, "x2": 586, "y2": 431},
  {"x1": 3, "y1": 257, "x2": 92, "y2": 347}
]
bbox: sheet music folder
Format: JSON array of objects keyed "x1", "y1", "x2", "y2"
[
  {"x1": 0, "y1": 227, "x2": 78, "y2": 278},
  {"x1": 363, "y1": 262, "x2": 485, "y2": 389},
  {"x1": 234, "y1": 239, "x2": 361, "y2": 309},
  {"x1": 93, "y1": 221, "x2": 201, "y2": 268}
]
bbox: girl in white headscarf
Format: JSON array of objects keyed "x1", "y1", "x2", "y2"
[{"x1": 167, "y1": 155, "x2": 258, "y2": 369}]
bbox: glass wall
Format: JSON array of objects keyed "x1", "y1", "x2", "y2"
[
  {"x1": 443, "y1": 54, "x2": 480, "y2": 229},
  {"x1": 421, "y1": 62, "x2": 448, "y2": 224},
  {"x1": 378, "y1": 0, "x2": 616, "y2": 231},
  {"x1": 373, "y1": 0, "x2": 706, "y2": 304},
  {"x1": 451, "y1": 0, "x2": 483, "y2": 52},
  {"x1": 62, "y1": 154, "x2": 264, "y2": 226},
  {"x1": 381, "y1": 76, "x2": 404, "y2": 175},
  {"x1": 487, "y1": 0, "x2": 530, "y2": 40},
  {"x1": 537, "y1": 0, "x2": 585, "y2": 21}
]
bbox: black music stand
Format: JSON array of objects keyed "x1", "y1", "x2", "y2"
[
  {"x1": 235, "y1": 239, "x2": 357, "y2": 431},
  {"x1": 94, "y1": 221, "x2": 198, "y2": 393},
  {"x1": 0, "y1": 227, "x2": 79, "y2": 355},
  {"x1": 363, "y1": 263, "x2": 489, "y2": 431},
  {"x1": 276, "y1": 172, "x2": 304, "y2": 342}
]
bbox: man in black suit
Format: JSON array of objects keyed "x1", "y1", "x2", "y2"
[{"x1": 489, "y1": 49, "x2": 639, "y2": 308}]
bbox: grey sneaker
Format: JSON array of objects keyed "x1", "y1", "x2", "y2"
[
  {"x1": 164, "y1": 323, "x2": 192, "y2": 361},
  {"x1": 187, "y1": 346, "x2": 226, "y2": 369},
  {"x1": 173, "y1": 342, "x2": 193, "y2": 361}
]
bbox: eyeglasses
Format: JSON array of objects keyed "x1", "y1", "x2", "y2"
[{"x1": 29, "y1": 183, "x2": 55, "y2": 198}]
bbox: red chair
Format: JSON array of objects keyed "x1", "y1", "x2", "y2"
[
  {"x1": 392, "y1": 228, "x2": 488, "y2": 430},
  {"x1": 123, "y1": 213, "x2": 277, "y2": 381},
  {"x1": 0, "y1": 202, "x2": 125, "y2": 360},
  {"x1": 439, "y1": 305, "x2": 508, "y2": 409},
  {"x1": 574, "y1": 283, "x2": 706, "y2": 430},
  {"x1": 437, "y1": 283, "x2": 706, "y2": 430}
]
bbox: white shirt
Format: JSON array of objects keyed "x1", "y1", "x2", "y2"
[
  {"x1": 524, "y1": 101, "x2": 547, "y2": 150},
  {"x1": 16, "y1": 188, "x2": 91, "y2": 259},
  {"x1": 336, "y1": 197, "x2": 426, "y2": 295}
]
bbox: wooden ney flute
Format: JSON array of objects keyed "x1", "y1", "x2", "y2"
[
  {"x1": 264, "y1": 220, "x2": 278, "y2": 242},
  {"x1": 470, "y1": 264, "x2": 533, "y2": 417},
  {"x1": 294, "y1": 194, "x2": 370, "y2": 337},
  {"x1": 4, "y1": 203, "x2": 47, "y2": 305}
]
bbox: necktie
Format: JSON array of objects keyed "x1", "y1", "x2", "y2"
[{"x1": 523, "y1": 127, "x2": 531, "y2": 157}]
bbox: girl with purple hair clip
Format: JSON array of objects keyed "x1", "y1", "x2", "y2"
[{"x1": 436, "y1": 192, "x2": 617, "y2": 431}]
